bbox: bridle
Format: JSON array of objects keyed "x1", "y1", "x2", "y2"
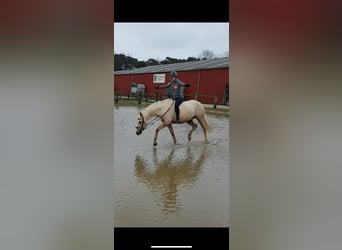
[{"x1": 136, "y1": 112, "x2": 147, "y2": 132}]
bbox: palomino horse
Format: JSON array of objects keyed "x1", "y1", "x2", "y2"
[{"x1": 135, "y1": 98, "x2": 212, "y2": 146}]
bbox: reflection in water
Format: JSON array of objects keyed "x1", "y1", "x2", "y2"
[{"x1": 134, "y1": 145, "x2": 207, "y2": 214}]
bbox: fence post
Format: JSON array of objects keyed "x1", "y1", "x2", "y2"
[
  {"x1": 213, "y1": 94, "x2": 218, "y2": 109},
  {"x1": 155, "y1": 92, "x2": 159, "y2": 102},
  {"x1": 138, "y1": 92, "x2": 142, "y2": 105},
  {"x1": 114, "y1": 92, "x2": 119, "y2": 104}
]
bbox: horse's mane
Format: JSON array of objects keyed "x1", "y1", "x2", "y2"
[
  {"x1": 144, "y1": 98, "x2": 173, "y2": 111},
  {"x1": 141, "y1": 99, "x2": 174, "y2": 121},
  {"x1": 158, "y1": 98, "x2": 173, "y2": 104}
]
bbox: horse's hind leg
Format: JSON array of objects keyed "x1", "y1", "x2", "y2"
[
  {"x1": 186, "y1": 120, "x2": 198, "y2": 141},
  {"x1": 167, "y1": 124, "x2": 177, "y2": 144},
  {"x1": 196, "y1": 117, "x2": 209, "y2": 143}
]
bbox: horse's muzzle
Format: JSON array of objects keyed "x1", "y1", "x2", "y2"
[{"x1": 136, "y1": 130, "x2": 142, "y2": 136}]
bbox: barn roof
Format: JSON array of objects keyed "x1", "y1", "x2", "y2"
[{"x1": 114, "y1": 57, "x2": 229, "y2": 75}]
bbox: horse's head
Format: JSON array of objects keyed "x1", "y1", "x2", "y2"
[{"x1": 135, "y1": 112, "x2": 146, "y2": 136}]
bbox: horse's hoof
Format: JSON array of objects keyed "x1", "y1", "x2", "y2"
[{"x1": 153, "y1": 142, "x2": 158, "y2": 146}]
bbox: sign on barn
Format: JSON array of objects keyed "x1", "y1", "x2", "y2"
[{"x1": 153, "y1": 73, "x2": 165, "y2": 83}]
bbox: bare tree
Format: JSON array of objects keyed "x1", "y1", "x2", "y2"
[{"x1": 200, "y1": 49, "x2": 215, "y2": 60}]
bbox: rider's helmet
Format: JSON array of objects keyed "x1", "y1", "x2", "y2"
[{"x1": 170, "y1": 71, "x2": 178, "y2": 78}]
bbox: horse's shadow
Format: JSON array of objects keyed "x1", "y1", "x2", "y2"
[{"x1": 134, "y1": 145, "x2": 207, "y2": 214}]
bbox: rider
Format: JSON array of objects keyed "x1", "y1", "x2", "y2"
[{"x1": 155, "y1": 71, "x2": 191, "y2": 123}]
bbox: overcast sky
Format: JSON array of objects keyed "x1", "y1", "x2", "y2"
[{"x1": 114, "y1": 23, "x2": 229, "y2": 61}]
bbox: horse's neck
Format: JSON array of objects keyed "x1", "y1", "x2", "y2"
[
  {"x1": 142, "y1": 103, "x2": 161, "y2": 121},
  {"x1": 141, "y1": 110, "x2": 154, "y2": 122}
]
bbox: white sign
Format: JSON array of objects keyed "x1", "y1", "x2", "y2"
[{"x1": 153, "y1": 74, "x2": 165, "y2": 83}]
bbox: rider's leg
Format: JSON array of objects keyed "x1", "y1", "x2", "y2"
[{"x1": 174, "y1": 98, "x2": 183, "y2": 123}]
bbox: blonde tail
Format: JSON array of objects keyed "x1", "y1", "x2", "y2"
[{"x1": 203, "y1": 114, "x2": 213, "y2": 133}]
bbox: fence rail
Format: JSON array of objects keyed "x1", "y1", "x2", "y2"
[{"x1": 113, "y1": 91, "x2": 229, "y2": 108}]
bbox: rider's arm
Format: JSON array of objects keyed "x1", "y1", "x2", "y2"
[{"x1": 156, "y1": 82, "x2": 172, "y2": 89}]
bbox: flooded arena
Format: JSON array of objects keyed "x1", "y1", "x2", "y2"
[{"x1": 114, "y1": 106, "x2": 229, "y2": 227}]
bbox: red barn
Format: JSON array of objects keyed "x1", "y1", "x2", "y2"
[{"x1": 114, "y1": 57, "x2": 229, "y2": 104}]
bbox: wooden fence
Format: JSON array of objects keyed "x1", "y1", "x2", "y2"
[{"x1": 113, "y1": 91, "x2": 228, "y2": 108}]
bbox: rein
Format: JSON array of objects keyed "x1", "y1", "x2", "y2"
[{"x1": 142, "y1": 100, "x2": 175, "y2": 130}]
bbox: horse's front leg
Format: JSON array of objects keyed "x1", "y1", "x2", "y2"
[
  {"x1": 167, "y1": 124, "x2": 177, "y2": 144},
  {"x1": 153, "y1": 123, "x2": 167, "y2": 146}
]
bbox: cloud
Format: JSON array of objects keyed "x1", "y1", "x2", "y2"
[{"x1": 114, "y1": 23, "x2": 229, "y2": 61}]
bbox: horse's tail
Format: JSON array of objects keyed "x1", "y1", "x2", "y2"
[{"x1": 203, "y1": 113, "x2": 213, "y2": 133}]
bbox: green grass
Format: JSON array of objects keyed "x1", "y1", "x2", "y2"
[{"x1": 205, "y1": 107, "x2": 229, "y2": 116}]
